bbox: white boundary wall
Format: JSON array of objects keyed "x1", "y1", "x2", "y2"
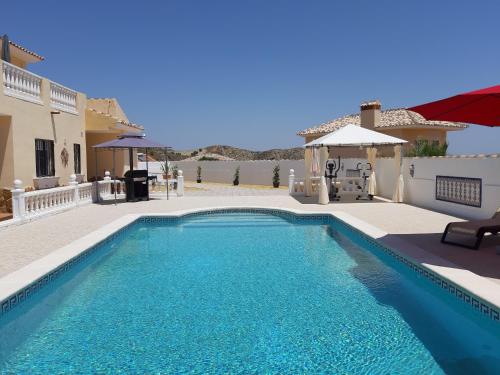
[
  {"x1": 140, "y1": 156, "x2": 500, "y2": 219},
  {"x1": 375, "y1": 155, "x2": 500, "y2": 220},
  {"x1": 139, "y1": 160, "x2": 305, "y2": 186}
]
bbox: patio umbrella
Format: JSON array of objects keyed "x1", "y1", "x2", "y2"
[
  {"x1": 408, "y1": 84, "x2": 500, "y2": 127},
  {"x1": 93, "y1": 133, "x2": 169, "y2": 204},
  {"x1": 1, "y1": 34, "x2": 11, "y2": 63}
]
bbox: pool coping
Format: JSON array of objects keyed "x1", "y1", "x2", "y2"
[{"x1": 0, "y1": 206, "x2": 499, "y2": 322}]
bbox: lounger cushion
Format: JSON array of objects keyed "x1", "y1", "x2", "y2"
[{"x1": 448, "y1": 217, "x2": 500, "y2": 235}]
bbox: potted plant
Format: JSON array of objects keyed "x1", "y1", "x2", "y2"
[
  {"x1": 172, "y1": 165, "x2": 179, "y2": 189},
  {"x1": 197, "y1": 165, "x2": 202, "y2": 183},
  {"x1": 272, "y1": 164, "x2": 280, "y2": 188},
  {"x1": 233, "y1": 166, "x2": 240, "y2": 186},
  {"x1": 160, "y1": 161, "x2": 171, "y2": 180}
]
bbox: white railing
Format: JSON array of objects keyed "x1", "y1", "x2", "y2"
[
  {"x1": 2, "y1": 61, "x2": 42, "y2": 104},
  {"x1": 10, "y1": 173, "x2": 118, "y2": 222},
  {"x1": 147, "y1": 170, "x2": 184, "y2": 197},
  {"x1": 7, "y1": 170, "x2": 182, "y2": 224},
  {"x1": 96, "y1": 172, "x2": 124, "y2": 199},
  {"x1": 50, "y1": 82, "x2": 78, "y2": 114},
  {"x1": 23, "y1": 185, "x2": 76, "y2": 219},
  {"x1": 78, "y1": 182, "x2": 94, "y2": 204},
  {"x1": 97, "y1": 179, "x2": 112, "y2": 197},
  {"x1": 289, "y1": 169, "x2": 306, "y2": 195}
]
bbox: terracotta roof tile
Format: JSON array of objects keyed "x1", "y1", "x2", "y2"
[
  {"x1": 87, "y1": 108, "x2": 144, "y2": 130},
  {"x1": 7, "y1": 40, "x2": 45, "y2": 61},
  {"x1": 297, "y1": 108, "x2": 467, "y2": 136}
]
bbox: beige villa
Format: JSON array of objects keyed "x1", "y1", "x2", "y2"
[
  {"x1": 297, "y1": 100, "x2": 467, "y2": 157},
  {"x1": 85, "y1": 98, "x2": 143, "y2": 179},
  {"x1": 0, "y1": 38, "x2": 87, "y2": 190},
  {"x1": 0, "y1": 37, "x2": 144, "y2": 192}
]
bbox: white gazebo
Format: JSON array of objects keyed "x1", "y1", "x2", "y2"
[{"x1": 303, "y1": 124, "x2": 407, "y2": 204}]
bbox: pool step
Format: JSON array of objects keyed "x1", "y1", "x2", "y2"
[{"x1": 181, "y1": 214, "x2": 290, "y2": 228}]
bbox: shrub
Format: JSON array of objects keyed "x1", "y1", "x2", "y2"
[
  {"x1": 272, "y1": 164, "x2": 280, "y2": 188},
  {"x1": 407, "y1": 140, "x2": 448, "y2": 157},
  {"x1": 233, "y1": 166, "x2": 240, "y2": 186},
  {"x1": 199, "y1": 156, "x2": 218, "y2": 161},
  {"x1": 196, "y1": 165, "x2": 202, "y2": 182}
]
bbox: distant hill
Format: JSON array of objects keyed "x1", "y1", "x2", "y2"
[
  {"x1": 202, "y1": 145, "x2": 304, "y2": 161},
  {"x1": 142, "y1": 145, "x2": 304, "y2": 161}
]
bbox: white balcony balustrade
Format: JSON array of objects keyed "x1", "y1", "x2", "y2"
[
  {"x1": 2, "y1": 61, "x2": 42, "y2": 104},
  {"x1": 50, "y1": 82, "x2": 78, "y2": 114}
]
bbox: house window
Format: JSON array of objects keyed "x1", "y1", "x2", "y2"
[
  {"x1": 74, "y1": 144, "x2": 81, "y2": 174},
  {"x1": 35, "y1": 139, "x2": 55, "y2": 177}
]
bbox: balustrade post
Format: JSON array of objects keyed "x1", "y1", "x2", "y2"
[
  {"x1": 288, "y1": 169, "x2": 295, "y2": 195},
  {"x1": 177, "y1": 170, "x2": 184, "y2": 197},
  {"x1": 69, "y1": 174, "x2": 79, "y2": 206},
  {"x1": 11, "y1": 179, "x2": 26, "y2": 221}
]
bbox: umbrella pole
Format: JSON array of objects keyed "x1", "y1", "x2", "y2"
[
  {"x1": 95, "y1": 148, "x2": 99, "y2": 203},
  {"x1": 165, "y1": 148, "x2": 169, "y2": 200},
  {"x1": 129, "y1": 147, "x2": 134, "y2": 172},
  {"x1": 113, "y1": 148, "x2": 117, "y2": 206},
  {"x1": 145, "y1": 148, "x2": 150, "y2": 198}
]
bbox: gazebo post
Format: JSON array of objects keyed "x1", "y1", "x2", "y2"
[
  {"x1": 392, "y1": 144, "x2": 405, "y2": 203},
  {"x1": 304, "y1": 147, "x2": 312, "y2": 196},
  {"x1": 367, "y1": 147, "x2": 377, "y2": 197},
  {"x1": 318, "y1": 146, "x2": 329, "y2": 205}
]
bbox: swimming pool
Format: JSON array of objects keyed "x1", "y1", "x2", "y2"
[{"x1": 0, "y1": 210, "x2": 499, "y2": 373}]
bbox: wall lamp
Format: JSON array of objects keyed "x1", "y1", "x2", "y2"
[{"x1": 409, "y1": 163, "x2": 415, "y2": 178}]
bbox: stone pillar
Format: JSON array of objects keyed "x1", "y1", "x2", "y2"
[
  {"x1": 69, "y1": 174, "x2": 79, "y2": 206},
  {"x1": 177, "y1": 170, "x2": 184, "y2": 197},
  {"x1": 11, "y1": 179, "x2": 26, "y2": 221},
  {"x1": 104, "y1": 171, "x2": 111, "y2": 196},
  {"x1": 288, "y1": 169, "x2": 295, "y2": 195}
]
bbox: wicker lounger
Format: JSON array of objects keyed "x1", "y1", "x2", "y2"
[{"x1": 441, "y1": 209, "x2": 500, "y2": 250}]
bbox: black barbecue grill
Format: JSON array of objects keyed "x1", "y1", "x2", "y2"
[{"x1": 123, "y1": 169, "x2": 150, "y2": 202}]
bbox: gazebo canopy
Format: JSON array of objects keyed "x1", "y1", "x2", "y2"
[
  {"x1": 93, "y1": 132, "x2": 167, "y2": 149},
  {"x1": 304, "y1": 124, "x2": 407, "y2": 148}
]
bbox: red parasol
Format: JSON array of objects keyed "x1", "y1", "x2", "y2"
[{"x1": 408, "y1": 84, "x2": 500, "y2": 127}]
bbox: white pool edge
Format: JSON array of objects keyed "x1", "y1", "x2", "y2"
[{"x1": 0, "y1": 206, "x2": 498, "y2": 320}]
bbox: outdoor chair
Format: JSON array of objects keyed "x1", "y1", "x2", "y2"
[{"x1": 441, "y1": 208, "x2": 500, "y2": 249}]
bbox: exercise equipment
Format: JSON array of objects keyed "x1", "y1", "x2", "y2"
[
  {"x1": 355, "y1": 162, "x2": 373, "y2": 200},
  {"x1": 324, "y1": 156, "x2": 341, "y2": 201}
]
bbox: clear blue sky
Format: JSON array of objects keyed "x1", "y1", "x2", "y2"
[{"x1": 4, "y1": 0, "x2": 500, "y2": 153}]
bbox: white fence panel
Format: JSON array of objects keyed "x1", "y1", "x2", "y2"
[{"x1": 139, "y1": 160, "x2": 305, "y2": 187}]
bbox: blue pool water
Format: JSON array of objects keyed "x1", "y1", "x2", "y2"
[{"x1": 0, "y1": 212, "x2": 499, "y2": 374}]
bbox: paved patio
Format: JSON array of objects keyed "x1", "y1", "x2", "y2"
[
  {"x1": 1, "y1": 191, "x2": 499, "y2": 292},
  {"x1": 183, "y1": 181, "x2": 289, "y2": 196}
]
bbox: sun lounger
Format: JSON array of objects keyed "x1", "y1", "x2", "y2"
[{"x1": 441, "y1": 209, "x2": 500, "y2": 249}]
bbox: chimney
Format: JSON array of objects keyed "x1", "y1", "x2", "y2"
[{"x1": 360, "y1": 100, "x2": 381, "y2": 129}]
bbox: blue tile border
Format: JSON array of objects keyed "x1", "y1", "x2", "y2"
[
  {"x1": 0, "y1": 208, "x2": 498, "y2": 323},
  {"x1": 0, "y1": 220, "x2": 138, "y2": 318}
]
